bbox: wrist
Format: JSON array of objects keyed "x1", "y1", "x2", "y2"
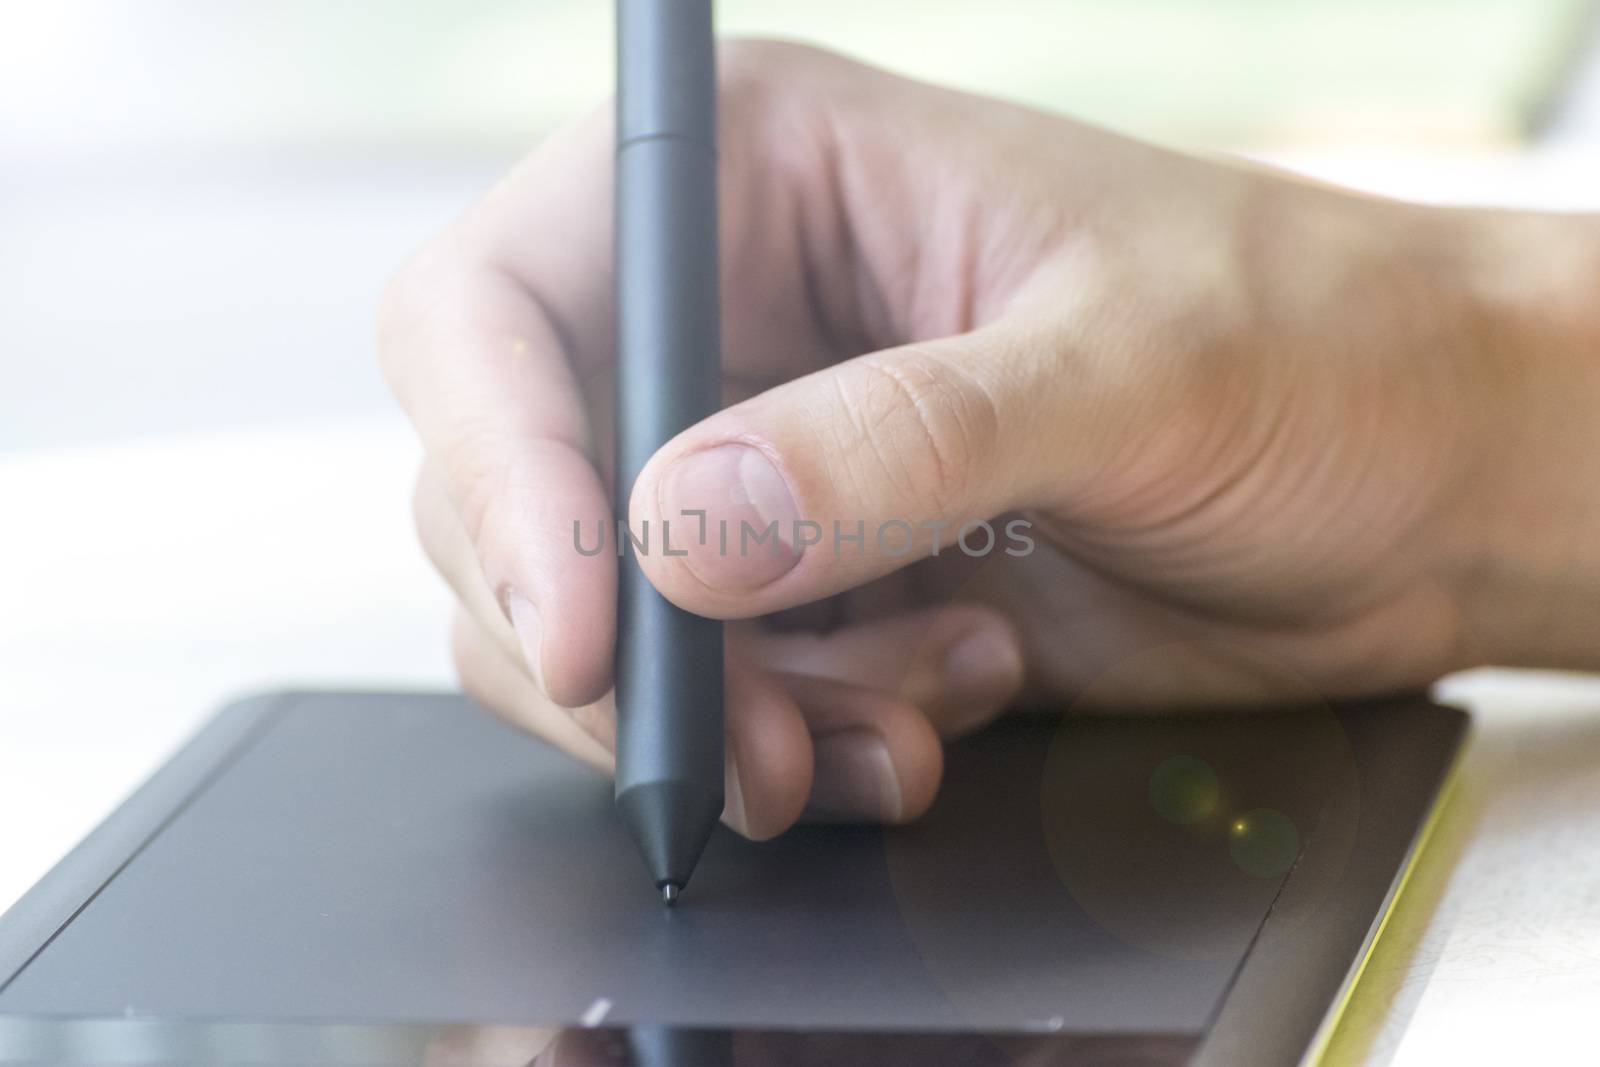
[{"x1": 1448, "y1": 209, "x2": 1600, "y2": 670}]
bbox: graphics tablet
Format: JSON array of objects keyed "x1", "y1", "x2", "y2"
[{"x1": 0, "y1": 690, "x2": 1466, "y2": 1066}]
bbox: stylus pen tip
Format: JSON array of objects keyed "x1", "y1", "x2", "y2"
[{"x1": 660, "y1": 882, "x2": 681, "y2": 906}]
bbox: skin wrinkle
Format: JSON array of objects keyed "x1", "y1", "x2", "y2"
[
  {"x1": 1011, "y1": 262, "x2": 1465, "y2": 633},
  {"x1": 1136, "y1": 403, "x2": 1382, "y2": 616},
  {"x1": 440, "y1": 420, "x2": 518, "y2": 548},
  {"x1": 1087, "y1": 377, "x2": 1434, "y2": 630},
  {"x1": 853, "y1": 354, "x2": 965, "y2": 514},
  {"x1": 824, "y1": 376, "x2": 930, "y2": 535},
  {"x1": 925, "y1": 348, "x2": 1010, "y2": 504},
  {"x1": 1057, "y1": 387, "x2": 1294, "y2": 572},
  {"x1": 1017, "y1": 187, "x2": 1456, "y2": 624},
  {"x1": 1061, "y1": 362, "x2": 1262, "y2": 539}
]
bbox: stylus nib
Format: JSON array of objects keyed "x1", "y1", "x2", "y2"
[{"x1": 660, "y1": 882, "x2": 681, "y2": 906}]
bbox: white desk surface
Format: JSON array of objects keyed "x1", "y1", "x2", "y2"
[{"x1": 3, "y1": 419, "x2": 1599, "y2": 1067}]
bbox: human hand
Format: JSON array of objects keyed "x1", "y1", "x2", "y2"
[{"x1": 381, "y1": 41, "x2": 1597, "y2": 840}]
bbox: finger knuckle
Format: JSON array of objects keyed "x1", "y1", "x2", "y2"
[
  {"x1": 718, "y1": 38, "x2": 823, "y2": 94},
  {"x1": 439, "y1": 419, "x2": 517, "y2": 545}
]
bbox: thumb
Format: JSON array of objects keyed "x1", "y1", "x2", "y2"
[{"x1": 629, "y1": 326, "x2": 1076, "y2": 618}]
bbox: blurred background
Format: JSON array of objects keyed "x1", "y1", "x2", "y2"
[
  {"x1": 7, "y1": 0, "x2": 1600, "y2": 910},
  {"x1": 5, "y1": 0, "x2": 1600, "y2": 450}
]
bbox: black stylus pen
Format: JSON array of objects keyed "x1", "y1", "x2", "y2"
[{"x1": 613, "y1": 0, "x2": 725, "y2": 905}]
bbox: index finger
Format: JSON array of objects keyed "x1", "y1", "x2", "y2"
[{"x1": 378, "y1": 110, "x2": 617, "y2": 708}]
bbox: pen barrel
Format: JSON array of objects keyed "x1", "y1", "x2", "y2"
[
  {"x1": 617, "y1": 0, "x2": 716, "y2": 148},
  {"x1": 613, "y1": 0, "x2": 724, "y2": 816}
]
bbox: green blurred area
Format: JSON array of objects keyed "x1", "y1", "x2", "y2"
[
  {"x1": 1, "y1": 0, "x2": 1593, "y2": 151},
  {"x1": 727, "y1": 0, "x2": 1593, "y2": 146}
]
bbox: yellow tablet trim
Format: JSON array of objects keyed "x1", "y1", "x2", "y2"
[{"x1": 1302, "y1": 742, "x2": 1469, "y2": 1067}]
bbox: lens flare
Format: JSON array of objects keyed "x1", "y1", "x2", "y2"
[
  {"x1": 1227, "y1": 808, "x2": 1299, "y2": 878},
  {"x1": 1148, "y1": 755, "x2": 1220, "y2": 825}
]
